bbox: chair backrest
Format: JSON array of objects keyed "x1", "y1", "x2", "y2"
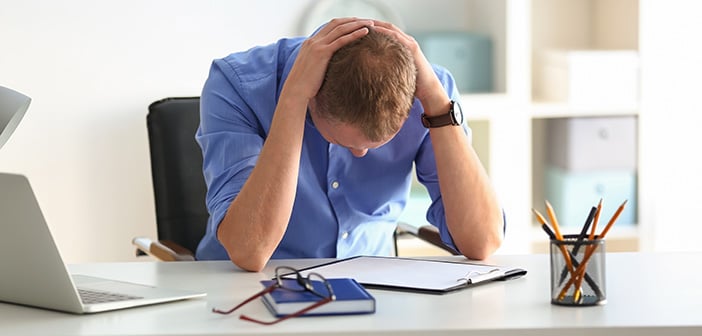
[{"x1": 147, "y1": 97, "x2": 207, "y2": 255}]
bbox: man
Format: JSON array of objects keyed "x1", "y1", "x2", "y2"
[{"x1": 195, "y1": 18, "x2": 503, "y2": 271}]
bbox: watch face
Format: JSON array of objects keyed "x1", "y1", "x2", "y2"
[{"x1": 452, "y1": 101, "x2": 464, "y2": 125}]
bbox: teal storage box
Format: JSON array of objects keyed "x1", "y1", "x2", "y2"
[
  {"x1": 545, "y1": 166, "x2": 637, "y2": 227},
  {"x1": 413, "y1": 32, "x2": 493, "y2": 93}
]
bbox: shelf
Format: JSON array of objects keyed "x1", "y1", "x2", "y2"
[
  {"x1": 404, "y1": 0, "x2": 642, "y2": 255},
  {"x1": 460, "y1": 93, "x2": 514, "y2": 120},
  {"x1": 530, "y1": 102, "x2": 639, "y2": 119}
]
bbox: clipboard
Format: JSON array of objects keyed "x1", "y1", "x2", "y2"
[{"x1": 294, "y1": 256, "x2": 527, "y2": 294}]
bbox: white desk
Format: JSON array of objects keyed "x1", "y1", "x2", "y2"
[{"x1": 0, "y1": 253, "x2": 700, "y2": 335}]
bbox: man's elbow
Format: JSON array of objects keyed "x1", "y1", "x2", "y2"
[
  {"x1": 458, "y1": 227, "x2": 503, "y2": 260},
  {"x1": 462, "y1": 235, "x2": 502, "y2": 260},
  {"x1": 218, "y1": 223, "x2": 275, "y2": 272},
  {"x1": 228, "y1": 251, "x2": 270, "y2": 272}
]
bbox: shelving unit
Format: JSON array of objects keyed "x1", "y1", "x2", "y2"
[
  {"x1": 529, "y1": 0, "x2": 640, "y2": 253},
  {"x1": 395, "y1": 0, "x2": 642, "y2": 255}
]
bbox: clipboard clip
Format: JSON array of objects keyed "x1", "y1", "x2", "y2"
[
  {"x1": 456, "y1": 268, "x2": 500, "y2": 285},
  {"x1": 496, "y1": 268, "x2": 528, "y2": 281}
]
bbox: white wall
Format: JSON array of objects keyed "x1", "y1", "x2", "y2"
[
  {"x1": 0, "y1": 0, "x2": 312, "y2": 262},
  {"x1": 0, "y1": 0, "x2": 472, "y2": 263},
  {"x1": 639, "y1": 0, "x2": 702, "y2": 252}
]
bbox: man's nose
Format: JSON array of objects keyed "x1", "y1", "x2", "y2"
[{"x1": 349, "y1": 148, "x2": 368, "y2": 157}]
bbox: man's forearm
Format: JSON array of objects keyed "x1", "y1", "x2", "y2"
[
  {"x1": 430, "y1": 126, "x2": 503, "y2": 259},
  {"x1": 217, "y1": 94, "x2": 308, "y2": 272},
  {"x1": 423, "y1": 96, "x2": 503, "y2": 259}
]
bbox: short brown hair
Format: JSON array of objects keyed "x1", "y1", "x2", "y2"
[{"x1": 315, "y1": 28, "x2": 416, "y2": 142}]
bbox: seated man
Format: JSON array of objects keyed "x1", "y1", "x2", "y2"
[{"x1": 195, "y1": 18, "x2": 504, "y2": 271}]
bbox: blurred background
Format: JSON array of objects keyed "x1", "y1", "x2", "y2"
[{"x1": 2, "y1": 0, "x2": 701, "y2": 262}]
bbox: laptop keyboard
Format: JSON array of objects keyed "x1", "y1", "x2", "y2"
[{"x1": 78, "y1": 288, "x2": 143, "y2": 304}]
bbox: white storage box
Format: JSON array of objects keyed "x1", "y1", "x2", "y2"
[
  {"x1": 539, "y1": 50, "x2": 639, "y2": 108},
  {"x1": 547, "y1": 116, "x2": 637, "y2": 171},
  {"x1": 545, "y1": 166, "x2": 637, "y2": 228}
]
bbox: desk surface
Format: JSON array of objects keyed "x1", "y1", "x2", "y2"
[{"x1": 1, "y1": 252, "x2": 700, "y2": 336}]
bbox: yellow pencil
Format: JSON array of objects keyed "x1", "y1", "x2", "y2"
[
  {"x1": 540, "y1": 202, "x2": 579, "y2": 301},
  {"x1": 531, "y1": 208, "x2": 550, "y2": 228},
  {"x1": 544, "y1": 201, "x2": 576, "y2": 276},
  {"x1": 532, "y1": 207, "x2": 576, "y2": 276},
  {"x1": 545, "y1": 201, "x2": 564, "y2": 241},
  {"x1": 599, "y1": 200, "x2": 628, "y2": 238},
  {"x1": 588, "y1": 199, "x2": 603, "y2": 240}
]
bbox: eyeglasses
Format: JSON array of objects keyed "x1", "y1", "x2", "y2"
[{"x1": 212, "y1": 266, "x2": 336, "y2": 325}]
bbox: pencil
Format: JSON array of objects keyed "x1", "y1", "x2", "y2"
[
  {"x1": 559, "y1": 200, "x2": 628, "y2": 300},
  {"x1": 558, "y1": 206, "x2": 597, "y2": 285},
  {"x1": 599, "y1": 200, "x2": 628, "y2": 238},
  {"x1": 576, "y1": 206, "x2": 597, "y2": 252},
  {"x1": 540, "y1": 222, "x2": 556, "y2": 240},
  {"x1": 543, "y1": 201, "x2": 576, "y2": 277},
  {"x1": 578, "y1": 198, "x2": 603, "y2": 295},
  {"x1": 558, "y1": 239, "x2": 603, "y2": 301},
  {"x1": 545, "y1": 201, "x2": 564, "y2": 240},
  {"x1": 534, "y1": 206, "x2": 578, "y2": 298},
  {"x1": 532, "y1": 208, "x2": 550, "y2": 230},
  {"x1": 543, "y1": 208, "x2": 604, "y2": 299},
  {"x1": 588, "y1": 199, "x2": 603, "y2": 241}
]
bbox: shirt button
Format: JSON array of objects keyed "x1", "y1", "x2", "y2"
[
  {"x1": 331, "y1": 181, "x2": 340, "y2": 189},
  {"x1": 341, "y1": 231, "x2": 349, "y2": 239}
]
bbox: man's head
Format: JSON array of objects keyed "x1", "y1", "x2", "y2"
[{"x1": 311, "y1": 27, "x2": 416, "y2": 156}]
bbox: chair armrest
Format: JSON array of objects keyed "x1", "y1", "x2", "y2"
[
  {"x1": 396, "y1": 222, "x2": 460, "y2": 255},
  {"x1": 132, "y1": 237, "x2": 195, "y2": 261}
]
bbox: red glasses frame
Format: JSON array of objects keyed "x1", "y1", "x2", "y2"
[{"x1": 212, "y1": 266, "x2": 335, "y2": 325}]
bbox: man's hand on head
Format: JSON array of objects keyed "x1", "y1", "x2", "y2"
[
  {"x1": 370, "y1": 20, "x2": 450, "y2": 115},
  {"x1": 282, "y1": 18, "x2": 373, "y2": 104}
]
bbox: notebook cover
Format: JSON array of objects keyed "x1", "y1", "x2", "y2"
[{"x1": 260, "y1": 278, "x2": 375, "y2": 317}]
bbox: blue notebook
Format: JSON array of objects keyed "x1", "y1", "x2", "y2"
[{"x1": 260, "y1": 278, "x2": 375, "y2": 317}]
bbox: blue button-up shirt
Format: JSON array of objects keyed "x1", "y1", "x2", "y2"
[{"x1": 195, "y1": 36, "x2": 468, "y2": 260}]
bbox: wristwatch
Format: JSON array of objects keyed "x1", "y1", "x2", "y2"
[{"x1": 421, "y1": 100, "x2": 464, "y2": 128}]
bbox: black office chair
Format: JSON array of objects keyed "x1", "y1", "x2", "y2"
[
  {"x1": 133, "y1": 97, "x2": 206, "y2": 261},
  {"x1": 133, "y1": 97, "x2": 458, "y2": 262}
]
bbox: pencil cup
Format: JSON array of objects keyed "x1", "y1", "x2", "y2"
[{"x1": 549, "y1": 235, "x2": 606, "y2": 306}]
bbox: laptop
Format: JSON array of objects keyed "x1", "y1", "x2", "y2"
[{"x1": 0, "y1": 172, "x2": 206, "y2": 314}]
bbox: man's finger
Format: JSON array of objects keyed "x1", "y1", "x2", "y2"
[
  {"x1": 315, "y1": 17, "x2": 358, "y2": 35},
  {"x1": 319, "y1": 19, "x2": 373, "y2": 44}
]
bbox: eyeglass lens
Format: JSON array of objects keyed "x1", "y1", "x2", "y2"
[{"x1": 275, "y1": 266, "x2": 334, "y2": 299}]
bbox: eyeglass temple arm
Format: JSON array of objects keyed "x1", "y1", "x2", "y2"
[
  {"x1": 212, "y1": 285, "x2": 277, "y2": 315},
  {"x1": 239, "y1": 297, "x2": 333, "y2": 326}
]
